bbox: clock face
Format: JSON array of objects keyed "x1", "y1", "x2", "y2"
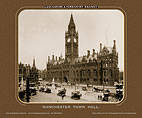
[
  {"x1": 74, "y1": 38, "x2": 77, "y2": 43},
  {"x1": 67, "y1": 38, "x2": 71, "y2": 42}
]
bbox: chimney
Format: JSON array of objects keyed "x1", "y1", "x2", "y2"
[
  {"x1": 87, "y1": 50, "x2": 90, "y2": 57},
  {"x1": 92, "y1": 49, "x2": 95, "y2": 56},
  {"x1": 52, "y1": 55, "x2": 54, "y2": 62},
  {"x1": 100, "y1": 43, "x2": 102, "y2": 52}
]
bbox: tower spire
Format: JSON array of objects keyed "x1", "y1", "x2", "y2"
[
  {"x1": 68, "y1": 14, "x2": 75, "y2": 31},
  {"x1": 69, "y1": 14, "x2": 75, "y2": 25}
]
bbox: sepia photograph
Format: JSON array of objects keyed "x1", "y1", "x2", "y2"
[{"x1": 18, "y1": 9, "x2": 124, "y2": 103}]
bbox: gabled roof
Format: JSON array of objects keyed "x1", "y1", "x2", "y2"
[
  {"x1": 74, "y1": 53, "x2": 97, "y2": 63},
  {"x1": 101, "y1": 46, "x2": 113, "y2": 54}
]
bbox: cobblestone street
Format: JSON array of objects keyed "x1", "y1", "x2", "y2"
[
  {"x1": 30, "y1": 91, "x2": 89, "y2": 102},
  {"x1": 30, "y1": 85, "x2": 116, "y2": 103}
]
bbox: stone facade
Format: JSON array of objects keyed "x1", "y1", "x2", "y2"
[
  {"x1": 46, "y1": 14, "x2": 119, "y2": 86},
  {"x1": 18, "y1": 58, "x2": 39, "y2": 86}
]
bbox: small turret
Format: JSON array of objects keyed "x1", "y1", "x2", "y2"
[
  {"x1": 100, "y1": 43, "x2": 102, "y2": 53},
  {"x1": 52, "y1": 55, "x2": 54, "y2": 62},
  {"x1": 92, "y1": 49, "x2": 95, "y2": 56},
  {"x1": 113, "y1": 40, "x2": 116, "y2": 50},
  {"x1": 113, "y1": 40, "x2": 116, "y2": 54},
  {"x1": 87, "y1": 50, "x2": 90, "y2": 57},
  {"x1": 33, "y1": 57, "x2": 36, "y2": 68},
  {"x1": 56, "y1": 56, "x2": 57, "y2": 61},
  {"x1": 48, "y1": 56, "x2": 50, "y2": 63}
]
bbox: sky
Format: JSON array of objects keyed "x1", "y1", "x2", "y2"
[{"x1": 18, "y1": 9, "x2": 124, "y2": 71}]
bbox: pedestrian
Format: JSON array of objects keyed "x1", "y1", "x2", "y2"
[
  {"x1": 62, "y1": 94, "x2": 65, "y2": 100},
  {"x1": 98, "y1": 95, "x2": 100, "y2": 100},
  {"x1": 100, "y1": 95, "x2": 102, "y2": 100}
]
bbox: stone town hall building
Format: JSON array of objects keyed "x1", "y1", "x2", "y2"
[{"x1": 46, "y1": 14, "x2": 119, "y2": 86}]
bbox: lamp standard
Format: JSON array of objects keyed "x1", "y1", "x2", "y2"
[
  {"x1": 100, "y1": 60, "x2": 105, "y2": 92},
  {"x1": 26, "y1": 69, "x2": 30, "y2": 102}
]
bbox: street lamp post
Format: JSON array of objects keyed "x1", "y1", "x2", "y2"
[
  {"x1": 26, "y1": 76, "x2": 30, "y2": 102},
  {"x1": 100, "y1": 60, "x2": 105, "y2": 93}
]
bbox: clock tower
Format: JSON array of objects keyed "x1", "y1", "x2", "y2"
[{"x1": 65, "y1": 14, "x2": 78, "y2": 63}]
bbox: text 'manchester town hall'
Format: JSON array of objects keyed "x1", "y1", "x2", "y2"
[{"x1": 47, "y1": 14, "x2": 119, "y2": 86}]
